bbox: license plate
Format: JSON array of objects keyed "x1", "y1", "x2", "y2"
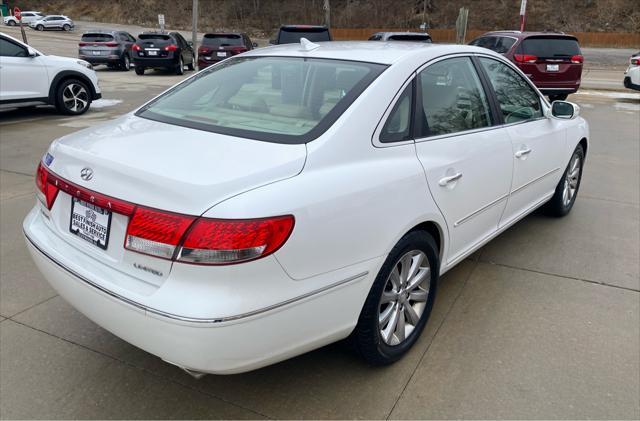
[
  {"x1": 148, "y1": 50, "x2": 158, "y2": 56},
  {"x1": 546, "y1": 64, "x2": 560, "y2": 72},
  {"x1": 216, "y1": 52, "x2": 227, "y2": 57},
  {"x1": 92, "y1": 50, "x2": 102, "y2": 55},
  {"x1": 69, "y1": 198, "x2": 112, "y2": 250},
  {"x1": 204, "y1": 56, "x2": 212, "y2": 60}
]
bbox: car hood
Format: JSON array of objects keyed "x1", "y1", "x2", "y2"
[{"x1": 46, "y1": 114, "x2": 307, "y2": 215}]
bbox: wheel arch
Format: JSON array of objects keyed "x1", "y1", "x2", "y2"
[
  {"x1": 48, "y1": 71, "x2": 98, "y2": 104},
  {"x1": 406, "y1": 220, "x2": 445, "y2": 262}
]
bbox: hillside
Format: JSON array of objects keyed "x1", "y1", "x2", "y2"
[{"x1": 10, "y1": 0, "x2": 640, "y2": 36}]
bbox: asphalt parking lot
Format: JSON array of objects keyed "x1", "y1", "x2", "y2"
[{"x1": 1, "y1": 26, "x2": 639, "y2": 419}]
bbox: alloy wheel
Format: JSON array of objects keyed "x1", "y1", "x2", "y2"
[
  {"x1": 562, "y1": 153, "x2": 581, "y2": 207},
  {"x1": 378, "y1": 250, "x2": 430, "y2": 346},
  {"x1": 62, "y1": 83, "x2": 89, "y2": 113}
]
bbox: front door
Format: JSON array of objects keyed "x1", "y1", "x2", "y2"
[{"x1": 0, "y1": 37, "x2": 49, "y2": 101}]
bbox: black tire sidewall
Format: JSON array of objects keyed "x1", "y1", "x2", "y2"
[
  {"x1": 546, "y1": 144, "x2": 585, "y2": 216},
  {"x1": 63, "y1": 24, "x2": 70, "y2": 31},
  {"x1": 122, "y1": 54, "x2": 130, "y2": 70},
  {"x1": 135, "y1": 66, "x2": 144, "y2": 75},
  {"x1": 55, "y1": 79, "x2": 90, "y2": 115},
  {"x1": 37, "y1": 24, "x2": 43, "y2": 31},
  {"x1": 176, "y1": 57, "x2": 184, "y2": 75}
]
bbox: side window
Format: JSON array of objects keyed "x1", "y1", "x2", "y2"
[
  {"x1": 479, "y1": 57, "x2": 542, "y2": 123},
  {"x1": 127, "y1": 33, "x2": 136, "y2": 42},
  {"x1": 495, "y1": 37, "x2": 516, "y2": 54},
  {"x1": 417, "y1": 57, "x2": 492, "y2": 137},
  {"x1": 368, "y1": 35, "x2": 382, "y2": 41},
  {"x1": 470, "y1": 37, "x2": 496, "y2": 51},
  {"x1": 0, "y1": 38, "x2": 28, "y2": 57},
  {"x1": 380, "y1": 82, "x2": 413, "y2": 143}
]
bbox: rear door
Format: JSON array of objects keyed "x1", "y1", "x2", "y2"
[
  {"x1": 477, "y1": 56, "x2": 566, "y2": 227},
  {"x1": 413, "y1": 56, "x2": 513, "y2": 264},
  {"x1": 515, "y1": 36, "x2": 582, "y2": 85}
]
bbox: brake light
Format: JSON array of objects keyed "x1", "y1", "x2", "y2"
[
  {"x1": 177, "y1": 216, "x2": 295, "y2": 264},
  {"x1": 36, "y1": 163, "x2": 59, "y2": 210},
  {"x1": 514, "y1": 54, "x2": 538, "y2": 63},
  {"x1": 571, "y1": 54, "x2": 584, "y2": 64},
  {"x1": 132, "y1": 44, "x2": 141, "y2": 51},
  {"x1": 78, "y1": 42, "x2": 88, "y2": 47},
  {"x1": 631, "y1": 58, "x2": 639, "y2": 66},
  {"x1": 105, "y1": 42, "x2": 118, "y2": 47},
  {"x1": 164, "y1": 44, "x2": 178, "y2": 52},
  {"x1": 125, "y1": 208, "x2": 195, "y2": 259},
  {"x1": 230, "y1": 47, "x2": 248, "y2": 55},
  {"x1": 198, "y1": 46, "x2": 211, "y2": 53}
]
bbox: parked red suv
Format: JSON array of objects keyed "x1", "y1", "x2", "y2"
[
  {"x1": 197, "y1": 33, "x2": 256, "y2": 70},
  {"x1": 470, "y1": 31, "x2": 583, "y2": 101}
]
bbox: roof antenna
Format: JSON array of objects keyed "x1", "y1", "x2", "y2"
[{"x1": 299, "y1": 37, "x2": 320, "y2": 52}]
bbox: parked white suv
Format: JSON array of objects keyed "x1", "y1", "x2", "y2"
[
  {"x1": 3, "y1": 11, "x2": 44, "y2": 26},
  {"x1": 0, "y1": 32, "x2": 101, "y2": 114},
  {"x1": 623, "y1": 52, "x2": 640, "y2": 91}
]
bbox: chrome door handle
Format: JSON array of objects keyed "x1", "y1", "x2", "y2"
[
  {"x1": 515, "y1": 148, "x2": 532, "y2": 158},
  {"x1": 439, "y1": 172, "x2": 463, "y2": 186}
]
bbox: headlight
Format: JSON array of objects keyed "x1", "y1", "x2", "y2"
[{"x1": 76, "y1": 60, "x2": 93, "y2": 70}]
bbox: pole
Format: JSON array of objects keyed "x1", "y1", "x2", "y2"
[
  {"x1": 519, "y1": 0, "x2": 527, "y2": 32},
  {"x1": 192, "y1": 0, "x2": 198, "y2": 64},
  {"x1": 323, "y1": 0, "x2": 330, "y2": 29}
]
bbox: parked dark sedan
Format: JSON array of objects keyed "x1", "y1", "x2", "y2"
[
  {"x1": 470, "y1": 31, "x2": 584, "y2": 101},
  {"x1": 132, "y1": 32, "x2": 195, "y2": 75},
  {"x1": 79, "y1": 31, "x2": 136, "y2": 71},
  {"x1": 197, "y1": 33, "x2": 256, "y2": 70}
]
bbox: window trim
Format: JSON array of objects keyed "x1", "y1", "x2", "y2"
[
  {"x1": 0, "y1": 36, "x2": 29, "y2": 58},
  {"x1": 372, "y1": 74, "x2": 417, "y2": 148}
]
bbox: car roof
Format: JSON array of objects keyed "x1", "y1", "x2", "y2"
[
  {"x1": 280, "y1": 24, "x2": 328, "y2": 30},
  {"x1": 376, "y1": 32, "x2": 431, "y2": 37},
  {"x1": 204, "y1": 32, "x2": 245, "y2": 36},
  {"x1": 243, "y1": 41, "x2": 494, "y2": 65},
  {"x1": 480, "y1": 30, "x2": 576, "y2": 40}
]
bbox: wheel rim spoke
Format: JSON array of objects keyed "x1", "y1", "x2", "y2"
[
  {"x1": 404, "y1": 303, "x2": 421, "y2": 325},
  {"x1": 380, "y1": 290, "x2": 397, "y2": 305},
  {"x1": 409, "y1": 289, "x2": 428, "y2": 302},
  {"x1": 394, "y1": 308, "x2": 406, "y2": 343}
]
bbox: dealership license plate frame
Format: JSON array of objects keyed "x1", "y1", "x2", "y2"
[{"x1": 69, "y1": 197, "x2": 112, "y2": 250}]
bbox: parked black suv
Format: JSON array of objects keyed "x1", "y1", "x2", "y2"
[
  {"x1": 132, "y1": 32, "x2": 195, "y2": 75},
  {"x1": 270, "y1": 25, "x2": 331, "y2": 45},
  {"x1": 78, "y1": 31, "x2": 136, "y2": 71}
]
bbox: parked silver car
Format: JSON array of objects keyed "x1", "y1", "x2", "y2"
[
  {"x1": 29, "y1": 15, "x2": 74, "y2": 31},
  {"x1": 3, "y1": 11, "x2": 44, "y2": 26},
  {"x1": 79, "y1": 31, "x2": 136, "y2": 70}
]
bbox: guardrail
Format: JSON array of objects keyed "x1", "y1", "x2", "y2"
[{"x1": 331, "y1": 28, "x2": 640, "y2": 48}]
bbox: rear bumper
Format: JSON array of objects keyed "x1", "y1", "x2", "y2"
[
  {"x1": 624, "y1": 76, "x2": 640, "y2": 91},
  {"x1": 79, "y1": 54, "x2": 121, "y2": 65},
  {"x1": 132, "y1": 57, "x2": 178, "y2": 69},
  {"x1": 198, "y1": 57, "x2": 225, "y2": 69},
  {"x1": 23, "y1": 205, "x2": 375, "y2": 374}
]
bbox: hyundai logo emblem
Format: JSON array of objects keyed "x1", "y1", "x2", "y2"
[{"x1": 80, "y1": 167, "x2": 93, "y2": 181}]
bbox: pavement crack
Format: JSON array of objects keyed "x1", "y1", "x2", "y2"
[
  {"x1": 580, "y1": 194, "x2": 639, "y2": 207},
  {"x1": 5, "y1": 294, "x2": 58, "y2": 319},
  {"x1": 0, "y1": 168, "x2": 34, "y2": 177}
]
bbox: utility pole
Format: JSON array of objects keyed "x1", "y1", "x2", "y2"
[
  {"x1": 519, "y1": 0, "x2": 527, "y2": 31},
  {"x1": 323, "y1": 0, "x2": 330, "y2": 28},
  {"x1": 192, "y1": 0, "x2": 198, "y2": 63}
]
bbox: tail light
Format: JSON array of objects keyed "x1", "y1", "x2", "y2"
[
  {"x1": 132, "y1": 44, "x2": 141, "y2": 51},
  {"x1": 631, "y1": 58, "x2": 639, "y2": 66},
  {"x1": 198, "y1": 46, "x2": 211, "y2": 54},
  {"x1": 571, "y1": 54, "x2": 584, "y2": 64},
  {"x1": 78, "y1": 42, "x2": 88, "y2": 47},
  {"x1": 164, "y1": 44, "x2": 178, "y2": 52},
  {"x1": 230, "y1": 47, "x2": 248, "y2": 55},
  {"x1": 105, "y1": 42, "x2": 118, "y2": 47},
  {"x1": 35, "y1": 162, "x2": 294, "y2": 265},
  {"x1": 514, "y1": 54, "x2": 538, "y2": 63}
]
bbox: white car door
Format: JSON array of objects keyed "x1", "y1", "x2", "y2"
[
  {"x1": 0, "y1": 36, "x2": 49, "y2": 101},
  {"x1": 477, "y1": 56, "x2": 566, "y2": 227},
  {"x1": 414, "y1": 56, "x2": 513, "y2": 265}
]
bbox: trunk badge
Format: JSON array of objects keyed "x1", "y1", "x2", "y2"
[{"x1": 80, "y1": 167, "x2": 93, "y2": 181}]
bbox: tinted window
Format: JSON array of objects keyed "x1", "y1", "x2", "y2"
[
  {"x1": 380, "y1": 83, "x2": 413, "y2": 143},
  {"x1": 137, "y1": 57, "x2": 385, "y2": 144},
  {"x1": 139, "y1": 34, "x2": 171, "y2": 41},
  {"x1": 479, "y1": 57, "x2": 542, "y2": 123},
  {"x1": 418, "y1": 57, "x2": 492, "y2": 137},
  {"x1": 203, "y1": 34, "x2": 243, "y2": 47},
  {"x1": 470, "y1": 36, "x2": 515, "y2": 54},
  {"x1": 520, "y1": 37, "x2": 581, "y2": 57},
  {"x1": 387, "y1": 35, "x2": 431, "y2": 43},
  {"x1": 0, "y1": 38, "x2": 27, "y2": 57},
  {"x1": 470, "y1": 36, "x2": 497, "y2": 49},
  {"x1": 278, "y1": 28, "x2": 330, "y2": 44},
  {"x1": 368, "y1": 34, "x2": 382, "y2": 41},
  {"x1": 81, "y1": 33, "x2": 114, "y2": 42}
]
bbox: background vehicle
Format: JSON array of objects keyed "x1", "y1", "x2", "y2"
[
  {"x1": 368, "y1": 32, "x2": 432, "y2": 42},
  {"x1": 0, "y1": 32, "x2": 101, "y2": 114},
  {"x1": 623, "y1": 52, "x2": 640, "y2": 91},
  {"x1": 79, "y1": 31, "x2": 136, "y2": 71},
  {"x1": 197, "y1": 32, "x2": 256, "y2": 70},
  {"x1": 29, "y1": 15, "x2": 75, "y2": 31},
  {"x1": 3, "y1": 11, "x2": 44, "y2": 26},
  {"x1": 469, "y1": 31, "x2": 583, "y2": 101},
  {"x1": 270, "y1": 24, "x2": 331, "y2": 44},
  {"x1": 132, "y1": 32, "x2": 194, "y2": 75},
  {"x1": 23, "y1": 42, "x2": 588, "y2": 375}
]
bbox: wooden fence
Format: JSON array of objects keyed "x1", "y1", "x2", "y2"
[{"x1": 331, "y1": 28, "x2": 640, "y2": 48}]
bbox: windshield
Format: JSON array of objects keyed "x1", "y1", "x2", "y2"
[
  {"x1": 278, "y1": 28, "x2": 330, "y2": 44},
  {"x1": 203, "y1": 34, "x2": 243, "y2": 46},
  {"x1": 137, "y1": 56, "x2": 385, "y2": 144},
  {"x1": 520, "y1": 37, "x2": 581, "y2": 57}
]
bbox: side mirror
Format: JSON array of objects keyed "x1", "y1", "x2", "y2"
[
  {"x1": 551, "y1": 101, "x2": 579, "y2": 120},
  {"x1": 27, "y1": 47, "x2": 38, "y2": 57},
  {"x1": 253, "y1": 42, "x2": 258, "y2": 48}
]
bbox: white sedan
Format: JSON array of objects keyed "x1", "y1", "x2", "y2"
[{"x1": 23, "y1": 40, "x2": 588, "y2": 375}]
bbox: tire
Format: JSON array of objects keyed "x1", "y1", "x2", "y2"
[
  {"x1": 54, "y1": 79, "x2": 91, "y2": 115},
  {"x1": 176, "y1": 56, "x2": 184, "y2": 75},
  {"x1": 351, "y1": 231, "x2": 439, "y2": 365},
  {"x1": 36, "y1": 24, "x2": 44, "y2": 31},
  {"x1": 63, "y1": 24, "x2": 70, "y2": 31},
  {"x1": 121, "y1": 54, "x2": 131, "y2": 71},
  {"x1": 187, "y1": 56, "x2": 195, "y2": 71},
  {"x1": 543, "y1": 144, "x2": 585, "y2": 217},
  {"x1": 549, "y1": 94, "x2": 568, "y2": 102},
  {"x1": 135, "y1": 66, "x2": 145, "y2": 75},
  {"x1": 7, "y1": 20, "x2": 16, "y2": 26}
]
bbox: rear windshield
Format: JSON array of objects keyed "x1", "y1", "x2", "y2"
[
  {"x1": 387, "y1": 34, "x2": 432, "y2": 43},
  {"x1": 136, "y1": 56, "x2": 386, "y2": 144},
  {"x1": 139, "y1": 34, "x2": 171, "y2": 41},
  {"x1": 520, "y1": 37, "x2": 581, "y2": 57},
  {"x1": 81, "y1": 33, "x2": 114, "y2": 42},
  {"x1": 470, "y1": 36, "x2": 516, "y2": 54},
  {"x1": 278, "y1": 28, "x2": 330, "y2": 44},
  {"x1": 203, "y1": 34, "x2": 243, "y2": 46}
]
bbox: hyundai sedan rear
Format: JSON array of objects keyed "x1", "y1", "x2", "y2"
[{"x1": 24, "y1": 41, "x2": 588, "y2": 375}]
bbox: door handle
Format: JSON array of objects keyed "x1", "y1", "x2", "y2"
[
  {"x1": 439, "y1": 172, "x2": 463, "y2": 186},
  {"x1": 515, "y1": 148, "x2": 532, "y2": 159}
]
